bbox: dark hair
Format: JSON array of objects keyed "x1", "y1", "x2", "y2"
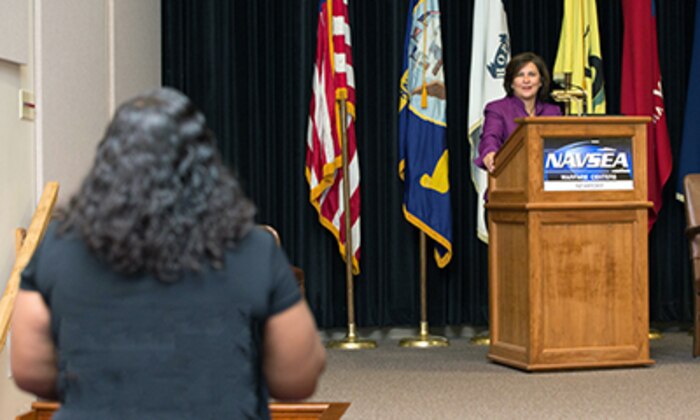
[
  {"x1": 60, "y1": 87, "x2": 256, "y2": 282},
  {"x1": 504, "y1": 52, "x2": 552, "y2": 102}
]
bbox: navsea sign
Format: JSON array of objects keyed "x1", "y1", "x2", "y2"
[{"x1": 543, "y1": 138, "x2": 633, "y2": 191}]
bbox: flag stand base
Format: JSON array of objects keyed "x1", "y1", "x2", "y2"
[
  {"x1": 399, "y1": 335, "x2": 449, "y2": 348},
  {"x1": 399, "y1": 322, "x2": 449, "y2": 348},
  {"x1": 326, "y1": 337, "x2": 377, "y2": 350},
  {"x1": 326, "y1": 323, "x2": 377, "y2": 350},
  {"x1": 470, "y1": 330, "x2": 490, "y2": 346}
]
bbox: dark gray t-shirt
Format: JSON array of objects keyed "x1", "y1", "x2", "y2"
[{"x1": 21, "y1": 222, "x2": 301, "y2": 419}]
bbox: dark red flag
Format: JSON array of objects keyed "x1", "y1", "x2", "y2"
[{"x1": 620, "y1": 0, "x2": 673, "y2": 230}]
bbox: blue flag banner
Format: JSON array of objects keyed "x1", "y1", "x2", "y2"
[
  {"x1": 398, "y1": 0, "x2": 452, "y2": 267},
  {"x1": 677, "y1": 2, "x2": 700, "y2": 200}
]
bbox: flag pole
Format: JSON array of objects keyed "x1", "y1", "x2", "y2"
[
  {"x1": 327, "y1": 96, "x2": 376, "y2": 351},
  {"x1": 399, "y1": 231, "x2": 449, "y2": 348}
]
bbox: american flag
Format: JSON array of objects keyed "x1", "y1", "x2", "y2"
[{"x1": 305, "y1": 0, "x2": 360, "y2": 274}]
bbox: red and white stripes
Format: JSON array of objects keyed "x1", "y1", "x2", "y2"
[{"x1": 306, "y1": 0, "x2": 361, "y2": 274}]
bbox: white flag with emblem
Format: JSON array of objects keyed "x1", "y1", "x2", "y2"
[{"x1": 468, "y1": 0, "x2": 510, "y2": 243}]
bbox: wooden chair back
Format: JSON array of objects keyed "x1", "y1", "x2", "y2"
[{"x1": 683, "y1": 174, "x2": 700, "y2": 357}]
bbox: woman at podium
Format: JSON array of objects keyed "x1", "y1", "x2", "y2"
[{"x1": 475, "y1": 52, "x2": 561, "y2": 174}]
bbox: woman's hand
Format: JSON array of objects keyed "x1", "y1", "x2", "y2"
[{"x1": 483, "y1": 151, "x2": 496, "y2": 173}]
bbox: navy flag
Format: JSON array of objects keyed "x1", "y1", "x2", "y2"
[
  {"x1": 398, "y1": 0, "x2": 452, "y2": 267},
  {"x1": 677, "y1": 2, "x2": 700, "y2": 200}
]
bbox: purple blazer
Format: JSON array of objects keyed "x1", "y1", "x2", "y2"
[{"x1": 474, "y1": 95, "x2": 562, "y2": 169}]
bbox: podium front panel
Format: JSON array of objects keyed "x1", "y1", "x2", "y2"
[
  {"x1": 487, "y1": 117, "x2": 653, "y2": 371},
  {"x1": 534, "y1": 209, "x2": 648, "y2": 365}
]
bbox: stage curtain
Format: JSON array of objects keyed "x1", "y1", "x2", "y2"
[{"x1": 162, "y1": 0, "x2": 696, "y2": 328}]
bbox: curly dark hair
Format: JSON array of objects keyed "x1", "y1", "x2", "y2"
[
  {"x1": 503, "y1": 52, "x2": 552, "y2": 102},
  {"x1": 60, "y1": 87, "x2": 256, "y2": 282}
]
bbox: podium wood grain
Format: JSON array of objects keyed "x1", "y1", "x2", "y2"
[
  {"x1": 487, "y1": 116, "x2": 654, "y2": 371},
  {"x1": 17, "y1": 401, "x2": 350, "y2": 420}
]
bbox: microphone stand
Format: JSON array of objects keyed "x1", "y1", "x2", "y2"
[{"x1": 551, "y1": 73, "x2": 587, "y2": 116}]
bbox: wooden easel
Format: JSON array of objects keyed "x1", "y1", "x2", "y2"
[{"x1": 0, "y1": 182, "x2": 59, "y2": 353}]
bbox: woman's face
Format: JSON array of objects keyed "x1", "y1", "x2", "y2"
[{"x1": 511, "y1": 62, "x2": 542, "y2": 101}]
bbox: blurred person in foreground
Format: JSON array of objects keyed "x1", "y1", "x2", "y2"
[
  {"x1": 475, "y1": 52, "x2": 561, "y2": 174},
  {"x1": 11, "y1": 87, "x2": 325, "y2": 419}
]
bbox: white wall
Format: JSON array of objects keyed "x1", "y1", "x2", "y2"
[
  {"x1": 0, "y1": 0, "x2": 29, "y2": 64},
  {"x1": 111, "y1": 0, "x2": 162, "y2": 110},
  {"x1": 37, "y1": 0, "x2": 162, "y2": 205},
  {"x1": 36, "y1": 0, "x2": 111, "y2": 203},
  {"x1": 0, "y1": 0, "x2": 160, "y2": 417},
  {"x1": 0, "y1": 0, "x2": 37, "y2": 414}
]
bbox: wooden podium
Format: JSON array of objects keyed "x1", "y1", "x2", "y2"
[
  {"x1": 16, "y1": 401, "x2": 350, "y2": 420},
  {"x1": 486, "y1": 116, "x2": 655, "y2": 371}
]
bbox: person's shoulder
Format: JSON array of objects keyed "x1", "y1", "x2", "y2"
[
  {"x1": 221, "y1": 226, "x2": 279, "y2": 267},
  {"x1": 485, "y1": 96, "x2": 511, "y2": 109},
  {"x1": 237, "y1": 226, "x2": 278, "y2": 251},
  {"x1": 42, "y1": 219, "x2": 86, "y2": 249},
  {"x1": 39, "y1": 220, "x2": 63, "y2": 246},
  {"x1": 484, "y1": 96, "x2": 511, "y2": 112},
  {"x1": 31, "y1": 220, "x2": 93, "y2": 270}
]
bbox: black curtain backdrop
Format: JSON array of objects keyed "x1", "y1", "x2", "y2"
[{"x1": 162, "y1": 0, "x2": 697, "y2": 328}]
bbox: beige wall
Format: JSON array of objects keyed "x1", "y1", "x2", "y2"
[
  {"x1": 36, "y1": 0, "x2": 110, "y2": 203},
  {"x1": 0, "y1": 0, "x2": 37, "y2": 415},
  {"x1": 37, "y1": 0, "x2": 161, "y2": 204},
  {"x1": 0, "y1": 0, "x2": 29, "y2": 64},
  {"x1": 112, "y1": 0, "x2": 162, "y2": 109},
  {"x1": 0, "y1": 0, "x2": 160, "y2": 417}
]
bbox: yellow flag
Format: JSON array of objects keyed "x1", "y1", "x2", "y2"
[{"x1": 553, "y1": 0, "x2": 606, "y2": 114}]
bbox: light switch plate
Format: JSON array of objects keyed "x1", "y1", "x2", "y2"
[{"x1": 19, "y1": 89, "x2": 35, "y2": 121}]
